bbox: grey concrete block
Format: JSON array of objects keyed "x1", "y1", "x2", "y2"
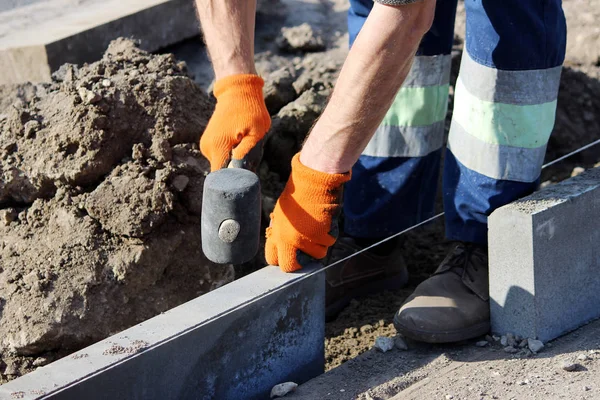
[
  {"x1": 0, "y1": 265, "x2": 325, "y2": 400},
  {"x1": 489, "y1": 167, "x2": 600, "y2": 342},
  {"x1": 0, "y1": 0, "x2": 199, "y2": 84}
]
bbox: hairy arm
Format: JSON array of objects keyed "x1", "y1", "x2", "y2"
[
  {"x1": 301, "y1": 0, "x2": 436, "y2": 173},
  {"x1": 195, "y1": 0, "x2": 257, "y2": 80}
]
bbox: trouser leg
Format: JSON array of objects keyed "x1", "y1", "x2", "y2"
[
  {"x1": 344, "y1": 0, "x2": 458, "y2": 238},
  {"x1": 443, "y1": 0, "x2": 567, "y2": 244}
]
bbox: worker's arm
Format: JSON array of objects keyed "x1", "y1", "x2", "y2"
[
  {"x1": 301, "y1": 0, "x2": 435, "y2": 173},
  {"x1": 196, "y1": 0, "x2": 270, "y2": 171},
  {"x1": 266, "y1": 1, "x2": 436, "y2": 271}
]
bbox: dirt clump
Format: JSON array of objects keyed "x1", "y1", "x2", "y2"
[
  {"x1": 0, "y1": 38, "x2": 233, "y2": 376},
  {"x1": 277, "y1": 23, "x2": 326, "y2": 53}
]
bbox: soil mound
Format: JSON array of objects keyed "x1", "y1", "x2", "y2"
[{"x1": 0, "y1": 39, "x2": 234, "y2": 366}]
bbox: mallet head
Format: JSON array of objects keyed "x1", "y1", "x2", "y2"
[{"x1": 201, "y1": 168, "x2": 261, "y2": 264}]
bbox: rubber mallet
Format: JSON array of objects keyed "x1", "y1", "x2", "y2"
[{"x1": 201, "y1": 143, "x2": 263, "y2": 265}]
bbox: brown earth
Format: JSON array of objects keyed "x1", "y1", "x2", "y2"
[
  {"x1": 0, "y1": 0, "x2": 599, "y2": 392},
  {"x1": 0, "y1": 39, "x2": 235, "y2": 380}
]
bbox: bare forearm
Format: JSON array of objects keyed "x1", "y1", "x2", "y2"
[
  {"x1": 196, "y1": 0, "x2": 257, "y2": 79},
  {"x1": 301, "y1": 0, "x2": 435, "y2": 173}
]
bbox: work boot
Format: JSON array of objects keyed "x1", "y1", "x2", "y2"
[
  {"x1": 393, "y1": 242, "x2": 490, "y2": 343},
  {"x1": 325, "y1": 236, "x2": 409, "y2": 320}
]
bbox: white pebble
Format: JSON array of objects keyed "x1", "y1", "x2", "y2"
[
  {"x1": 102, "y1": 79, "x2": 112, "y2": 87},
  {"x1": 577, "y1": 353, "x2": 590, "y2": 361},
  {"x1": 270, "y1": 382, "x2": 298, "y2": 398},
  {"x1": 528, "y1": 338, "x2": 544, "y2": 354},
  {"x1": 475, "y1": 340, "x2": 489, "y2": 347},
  {"x1": 374, "y1": 336, "x2": 394, "y2": 353}
]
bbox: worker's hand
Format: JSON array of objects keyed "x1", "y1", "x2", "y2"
[
  {"x1": 266, "y1": 153, "x2": 351, "y2": 273},
  {"x1": 200, "y1": 74, "x2": 271, "y2": 171}
]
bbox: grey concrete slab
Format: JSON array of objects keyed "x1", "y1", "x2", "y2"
[
  {"x1": 0, "y1": 0, "x2": 200, "y2": 84},
  {"x1": 489, "y1": 167, "x2": 600, "y2": 342},
  {"x1": 0, "y1": 264, "x2": 325, "y2": 400}
]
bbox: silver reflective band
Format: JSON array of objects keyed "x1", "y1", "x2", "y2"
[
  {"x1": 363, "y1": 120, "x2": 445, "y2": 158},
  {"x1": 403, "y1": 54, "x2": 452, "y2": 88},
  {"x1": 375, "y1": 0, "x2": 424, "y2": 4},
  {"x1": 448, "y1": 120, "x2": 547, "y2": 182},
  {"x1": 459, "y1": 50, "x2": 563, "y2": 106}
]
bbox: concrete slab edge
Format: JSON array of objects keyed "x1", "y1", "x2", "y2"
[
  {"x1": 489, "y1": 167, "x2": 600, "y2": 342},
  {"x1": 0, "y1": 264, "x2": 326, "y2": 400}
]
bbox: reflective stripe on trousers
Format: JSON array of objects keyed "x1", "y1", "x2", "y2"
[{"x1": 343, "y1": 0, "x2": 566, "y2": 244}]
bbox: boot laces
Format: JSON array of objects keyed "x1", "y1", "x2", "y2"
[{"x1": 442, "y1": 243, "x2": 486, "y2": 283}]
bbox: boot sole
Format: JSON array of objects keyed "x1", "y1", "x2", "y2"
[
  {"x1": 393, "y1": 316, "x2": 490, "y2": 344},
  {"x1": 325, "y1": 267, "x2": 409, "y2": 321}
]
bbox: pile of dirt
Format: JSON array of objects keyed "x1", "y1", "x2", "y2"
[{"x1": 0, "y1": 39, "x2": 234, "y2": 379}]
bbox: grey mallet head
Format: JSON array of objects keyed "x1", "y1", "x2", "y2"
[{"x1": 201, "y1": 168, "x2": 261, "y2": 264}]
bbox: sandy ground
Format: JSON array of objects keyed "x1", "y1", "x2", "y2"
[{"x1": 292, "y1": 318, "x2": 600, "y2": 400}]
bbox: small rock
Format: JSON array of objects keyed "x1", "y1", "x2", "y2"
[
  {"x1": 518, "y1": 339, "x2": 528, "y2": 348},
  {"x1": 0, "y1": 208, "x2": 18, "y2": 226},
  {"x1": 171, "y1": 175, "x2": 190, "y2": 192},
  {"x1": 394, "y1": 335, "x2": 408, "y2": 351},
  {"x1": 528, "y1": 338, "x2": 544, "y2": 354},
  {"x1": 374, "y1": 337, "x2": 394, "y2": 353},
  {"x1": 32, "y1": 356, "x2": 52, "y2": 367},
  {"x1": 571, "y1": 167, "x2": 585, "y2": 177},
  {"x1": 492, "y1": 335, "x2": 500, "y2": 342},
  {"x1": 504, "y1": 346, "x2": 519, "y2": 354},
  {"x1": 476, "y1": 340, "x2": 489, "y2": 347},
  {"x1": 500, "y1": 335, "x2": 508, "y2": 346},
  {"x1": 270, "y1": 382, "x2": 298, "y2": 398},
  {"x1": 561, "y1": 361, "x2": 578, "y2": 372},
  {"x1": 360, "y1": 324, "x2": 373, "y2": 334},
  {"x1": 101, "y1": 79, "x2": 112, "y2": 87},
  {"x1": 78, "y1": 87, "x2": 101, "y2": 104},
  {"x1": 517, "y1": 380, "x2": 528, "y2": 386},
  {"x1": 584, "y1": 386, "x2": 591, "y2": 391},
  {"x1": 3, "y1": 363, "x2": 19, "y2": 375},
  {"x1": 577, "y1": 353, "x2": 590, "y2": 361},
  {"x1": 506, "y1": 333, "x2": 517, "y2": 347},
  {"x1": 446, "y1": 395, "x2": 454, "y2": 400},
  {"x1": 485, "y1": 335, "x2": 494, "y2": 343}
]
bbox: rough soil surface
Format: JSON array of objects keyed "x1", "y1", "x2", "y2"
[
  {"x1": 0, "y1": 39, "x2": 234, "y2": 381},
  {"x1": 1, "y1": 0, "x2": 600, "y2": 394},
  {"x1": 293, "y1": 318, "x2": 600, "y2": 400}
]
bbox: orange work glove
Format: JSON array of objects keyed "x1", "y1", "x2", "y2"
[
  {"x1": 200, "y1": 74, "x2": 271, "y2": 171},
  {"x1": 266, "y1": 153, "x2": 351, "y2": 273}
]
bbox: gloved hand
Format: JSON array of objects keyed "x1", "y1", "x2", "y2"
[
  {"x1": 266, "y1": 153, "x2": 351, "y2": 273},
  {"x1": 200, "y1": 74, "x2": 271, "y2": 171}
]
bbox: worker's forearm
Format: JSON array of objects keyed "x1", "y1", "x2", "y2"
[
  {"x1": 301, "y1": 0, "x2": 435, "y2": 174},
  {"x1": 196, "y1": 0, "x2": 257, "y2": 80}
]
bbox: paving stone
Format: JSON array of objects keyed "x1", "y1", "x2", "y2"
[
  {"x1": 489, "y1": 167, "x2": 600, "y2": 343},
  {"x1": 0, "y1": 0, "x2": 199, "y2": 84},
  {"x1": 0, "y1": 264, "x2": 325, "y2": 400}
]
